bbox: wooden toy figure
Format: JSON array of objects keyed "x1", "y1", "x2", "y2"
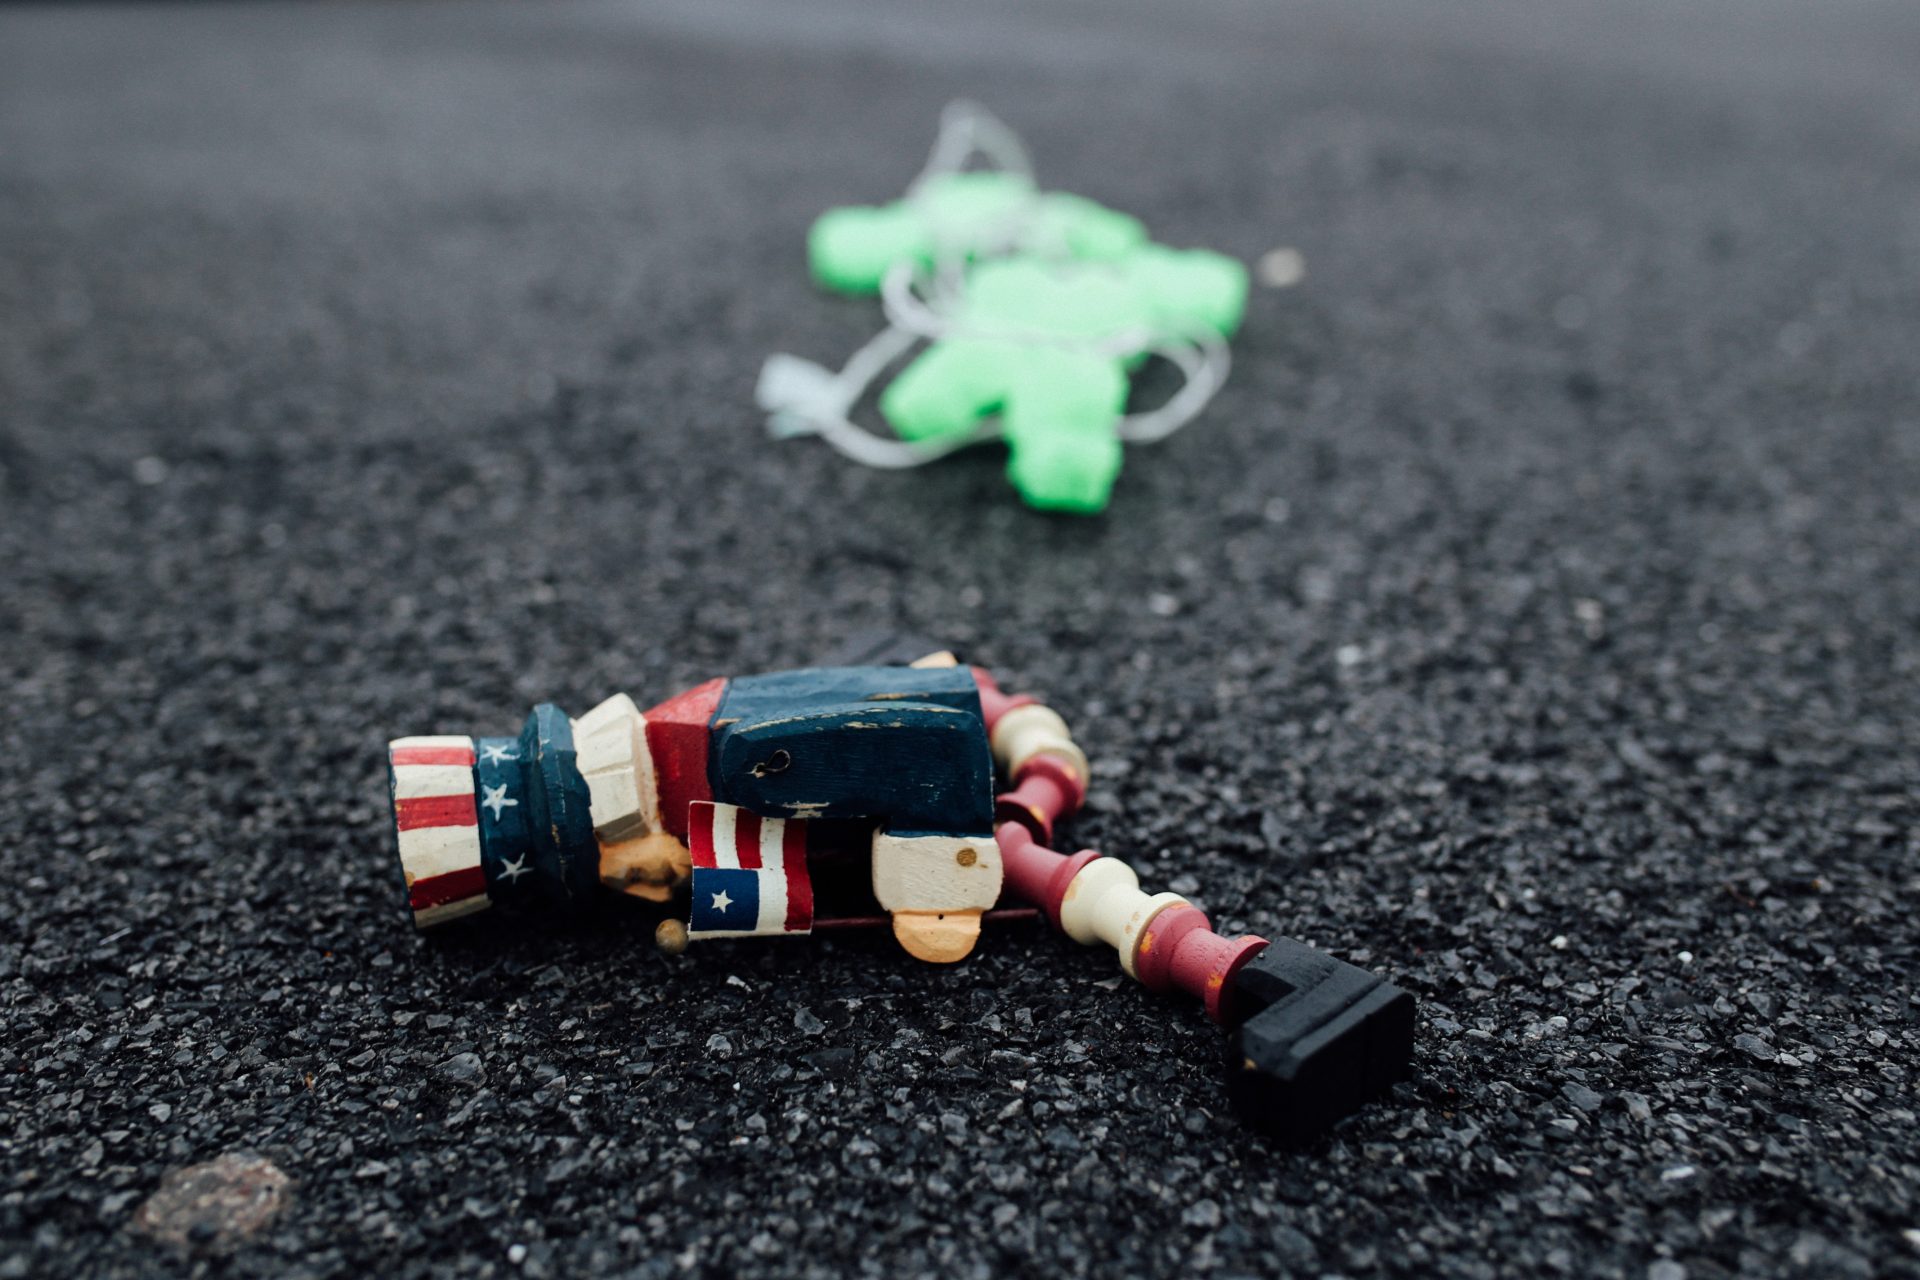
[
  {"x1": 760, "y1": 102, "x2": 1251, "y2": 515},
  {"x1": 386, "y1": 645, "x2": 1414, "y2": 1141}
]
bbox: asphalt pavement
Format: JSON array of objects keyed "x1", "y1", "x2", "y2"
[{"x1": 2, "y1": 1, "x2": 1917, "y2": 1276}]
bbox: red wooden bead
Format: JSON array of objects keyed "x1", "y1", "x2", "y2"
[
  {"x1": 971, "y1": 666, "x2": 1038, "y2": 730},
  {"x1": 1136, "y1": 904, "x2": 1269, "y2": 1024},
  {"x1": 1132, "y1": 903, "x2": 1210, "y2": 991},
  {"x1": 994, "y1": 822, "x2": 1101, "y2": 932},
  {"x1": 993, "y1": 753, "x2": 1087, "y2": 842}
]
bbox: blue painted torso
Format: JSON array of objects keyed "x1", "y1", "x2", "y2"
[{"x1": 706, "y1": 664, "x2": 994, "y2": 835}]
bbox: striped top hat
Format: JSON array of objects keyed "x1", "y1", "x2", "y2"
[{"x1": 387, "y1": 704, "x2": 599, "y2": 927}]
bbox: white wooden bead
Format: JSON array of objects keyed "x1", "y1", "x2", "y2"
[
  {"x1": 1057, "y1": 857, "x2": 1188, "y2": 977},
  {"x1": 571, "y1": 693, "x2": 659, "y2": 842},
  {"x1": 989, "y1": 702, "x2": 1090, "y2": 782},
  {"x1": 1116, "y1": 891, "x2": 1189, "y2": 980},
  {"x1": 1056, "y1": 856, "x2": 1138, "y2": 944}
]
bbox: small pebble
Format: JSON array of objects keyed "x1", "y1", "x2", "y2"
[
  {"x1": 130, "y1": 1153, "x2": 290, "y2": 1254},
  {"x1": 1256, "y1": 247, "x2": 1305, "y2": 288}
]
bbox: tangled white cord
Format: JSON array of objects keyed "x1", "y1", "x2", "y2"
[{"x1": 758, "y1": 101, "x2": 1233, "y2": 470}]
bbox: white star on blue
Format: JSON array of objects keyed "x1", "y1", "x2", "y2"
[
  {"x1": 689, "y1": 867, "x2": 762, "y2": 934},
  {"x1": 480, "y1": 783, "x2": 519, "y2": 820}
]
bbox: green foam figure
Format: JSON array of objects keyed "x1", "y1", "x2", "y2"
[
  {"x1": 788, "y1": 145, "x2": 1249, "y2": 513},
  {"x1": 809, "y1": 172, "x2": 1149, "y2": 295},
  {"x1": 878, "y1": 247, "x2": 1248, "y2": 513}
]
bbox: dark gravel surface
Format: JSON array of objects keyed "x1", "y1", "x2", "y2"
[{"x1": 3, "y1": 1, "x2": 1918, "y2": 1276}]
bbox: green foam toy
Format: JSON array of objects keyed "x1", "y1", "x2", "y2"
[
  {"x1": 880, "y1": 248, "x2": 1247, "y2": 513},
  {"x1": 809, "y1": 172, "x2": 1150, "y2": 295},
  {"x1": 763, "y1": 104, "x2": 1252, "y2": 515}
]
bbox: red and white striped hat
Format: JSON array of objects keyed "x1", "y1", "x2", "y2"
[{"x1": 388, "y1": 735, "x2": 489, "y2": 927}]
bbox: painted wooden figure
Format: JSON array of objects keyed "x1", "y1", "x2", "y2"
[{"x1": 387, "y1": 647, "x2": 1414, "y2": 1139}]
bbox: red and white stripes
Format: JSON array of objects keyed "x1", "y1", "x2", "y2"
[
  {"x1": 687, "y1": 801, "x2": 814, "y2": 937},
  {"x1": 389, "y1": 735, "x2": 488, "y2": 927}
]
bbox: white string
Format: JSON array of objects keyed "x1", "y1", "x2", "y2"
[
  {"x1": 1118, "y1": 330, "x2": 1232, "y2": 443},
  {"x1": 761, "y1": 323, "x2": 995, "y2": 471},
  {"x1": 764, "y1": 101, "x2": 1232, "y2": 470},
  {"x1": 911, "y1": 103, "x2": 1043, "y2": 265},
  {"x1": 910, "y1": 100, "x2": 1035, "y2": 191}
]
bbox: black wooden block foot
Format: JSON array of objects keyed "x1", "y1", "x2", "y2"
[{"x1": 1223, "y1": 937, "x2": 1416, "y2": 1142}]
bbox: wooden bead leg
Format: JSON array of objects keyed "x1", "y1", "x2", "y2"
[
  {"x1": 989, "y1": 703, "x2": 1089, "y2": 784},
  {"x1": 993, "y1": 753, "x2": 1087, "y2": 844},
  {"x1": 1057, "y1": 858, "x2": 1188, "y2": 979},
  {"x1": 995, "y1": 823, "x2": 1269, "y2": 1020}
]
